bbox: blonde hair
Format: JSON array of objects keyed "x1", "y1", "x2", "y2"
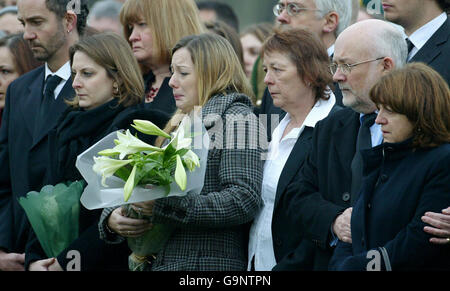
[
  {"x1": 120, "y1": 0, "x2": 206, "y2": 66},
  {"x1": 155, "y1": 33, "x2": 254, "y2": 147}
]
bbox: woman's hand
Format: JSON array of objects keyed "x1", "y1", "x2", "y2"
[
  {"x1": 29, "y1": 258, "x2": 56, "y2": 271},
  {"x1": 107, "y1": 206, "x2": 152, "y2": 238},
  {"x1": 131, "y1": 200, "x2": 155, "y2": 217},
  {"x1": 0, "y1": 250, "x2": 25, "y2": 271},
  {"x1": 422, "y1": 207, "x2": 450, "y2": 245}
]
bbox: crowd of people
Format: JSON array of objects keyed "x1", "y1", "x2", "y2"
[{"x1": 0, "y1": 0, "x2": 449, "y2": 272}]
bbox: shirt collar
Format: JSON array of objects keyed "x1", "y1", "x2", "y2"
[
  {"x1": 278, "y1": 89, "x2": 336, "y2": 140},
  {"x1": 45, "y1": 61, "x2": 71, "y2": 81},
  {"x1": 327, "y1": 44, "x2": 335, "y2": 58},
  {"x1": 408, "y1": 13, "x2": 447, "y2": 51}
]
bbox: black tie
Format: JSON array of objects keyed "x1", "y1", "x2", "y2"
[
  {"x1": 39, "y1": 74, "x2": 62, "y2": 121},
  {"x1": 406, "y1": 38, "x2": 414, "y2": 57},
  {"x1": 350, "y1": 113, "x2": 377, "y2": 204}
]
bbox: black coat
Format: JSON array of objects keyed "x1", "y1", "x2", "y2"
[
  {"x1": 24, "y1": 99, "x2": 171, "y2": 270},
  {"x1": 409, "y1": 16, "x2": 450, "y2": 84},
  {"x1": 271, "y1": 106, "x2": 342, "y2": 270},
  {"x1": 329, "y1": 140, "x2": 450, "y2": 270},
  {"x1": 281, "y1": 108, "x2": 361, "y2": 270},
  {"x1": 0, "y1": 66, "x2": 72, "y2": 253}
]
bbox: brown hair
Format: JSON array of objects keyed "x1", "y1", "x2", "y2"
[
  {"x1": 69, "y1": 32, "x2": 144, "y2": 108},
  {"x1": 370, "y1": 62, "x2": 450, "y2": 148},
  {"x1": 0, "y1": 33, "x2": 42, "y2": 75},
  {"x1": 261, "y1": 27, "x2": 333, "y2": 102}
]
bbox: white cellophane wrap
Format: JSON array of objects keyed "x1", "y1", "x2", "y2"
[{"x1": 76, "y1": 114, "x2": 210, "y2": 210}]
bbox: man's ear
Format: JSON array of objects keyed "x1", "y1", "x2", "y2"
[
  {"x1": 65, "y1": 10, "x2": 78, "y2": 33},
  {"x1": 323, "y1": 11, "x2": 339, "y2": 34},
  {"x1": 381, "y1": 57, "x2": 395, "y2": 73}
]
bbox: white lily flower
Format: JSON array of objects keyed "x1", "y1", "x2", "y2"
[
  {"x1": 123, "y1": 164, "x2": 137, "y2": 202},
  {"x1": 114, "y1": 130, "x2": 163, "y2": 159},
  {"x1": 182, "y1": 150, "x2": 200, "y2": 172},
  {"x1": 174, "y1": 155, "x2": 187, "y2": 191},
  {"x1": 131, "y1": 119, "x2": 171, "y2": 138},
  {"x1": 93, "y1": 156, "x2": 133, "y2": 187},
  {"x1": 163, "y1": 123, "x2": 192, "y2": 152}
]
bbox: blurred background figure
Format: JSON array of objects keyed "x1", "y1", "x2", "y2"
[
  {"x1": 0, "y1": 33, "x2": 41, "y2": 127},
  {"x1": 204, "y1": 20, "x2": 244, "y2": 72},
  {"x1": 240, "y1": 22, "x2": 273, "y2": 105},
  {"x1": 240, "y1": 22, "x2": 272, "y2": 79},
  {"x1": 119, "y1": 0, "x2": 204, "y2": 115},
  {"x1": 197, "y1": 1, "x2": 240, "y2": 32},
  {"x1": 0, "y1": 0, "x2": 17, "y2": 9},
  {"x1": 0, "y1": 6, "x2": 23, "y2": 35},
  {"x1": 87, "y1": 0, "x2": 123, "y2": 36}
]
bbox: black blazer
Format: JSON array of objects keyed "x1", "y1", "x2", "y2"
[
  {"x1": 409, "y1": 16, "x2": 450, "y2": 84},
  {"x1": 280, "y1": 108, "x2": 361, "y2": 270},
  {"x1": 0, "y1": 66, "x2": 72, "y2": 253},
  {"x1": 271, "y1": 105, "x2": 342, "y2": 271}
]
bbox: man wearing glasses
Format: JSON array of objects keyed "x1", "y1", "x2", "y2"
[
  {"x1": 277, "y1": 19, "x2": 407, "y2": 270},
  {"x1": 258, "y1": 0, "x2": 353, "y2": 140}
]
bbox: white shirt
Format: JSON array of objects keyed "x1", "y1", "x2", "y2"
[
  {"x1": 247, "y1": 92, "x2": 336, "y2": 271},
  {"x1": 44, "y1": 61, "x2": 71, "y2": 99},
  {"x1": 327, "y1": 44, "x2": 335, "y2": 58},
  {"x1": 407, "y1": 13, "x2": 447, "y2": 61},
  {"x1": 360, "y1": 112, "x2": 383, "y2": 147}
]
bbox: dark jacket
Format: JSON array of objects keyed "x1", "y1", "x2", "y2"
[
  {"x1": 329, "y1": 140, "x2": 450, "y2": 271},
  {"x1": 409, "y1": 16, "x2": 450, "y2": 84},
  {"x1": 280, "y1": 108, "x2": 361, "y2": 270},
  {"x1": 271, "y1": 105, "x2": 342, "y2": 271},
  {"x1": 24, "y1": 99, "x2": 170, "y2": 270},
  {"x1": 0, "y1": 66, "x2": 72, "y2": 253}
]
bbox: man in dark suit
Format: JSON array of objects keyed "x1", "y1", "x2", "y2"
[
  {"x1": 258, "y1": 0, "x2": 354, "y2": 141},
  {"x1": 0, "y1": 0, "x2": 88, "y2": 271},
  {"x1": 383, "y1": 0, "x2": 450, "y2": 83},
  {"x1": 278, "y1": 19, "x2": 408, "y2": 270}
]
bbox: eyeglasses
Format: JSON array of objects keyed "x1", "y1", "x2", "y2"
[
  {"x1": 329, "y1": 57, "x2": 385, "y2": 75},
  {"x1": 273, "y1": 3, "x2": 321, "y2": 17}
]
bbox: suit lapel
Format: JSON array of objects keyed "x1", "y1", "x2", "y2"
[
  {"x1": 20, "y1": 68, "x2": 45, "y2": 136},
  {"x1": 410, "y1": 17, "x2": 450, "y2": 64},
  {"x1": 274, "y1": 126, "x2": 313, "y2": 209},
  {"x1": 31, "y1": 79, "x2": 73, "y2": 148}
]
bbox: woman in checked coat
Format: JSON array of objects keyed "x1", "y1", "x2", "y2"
[{"x1": 99, "y1": 33, "x2": 264, "y2": 271}]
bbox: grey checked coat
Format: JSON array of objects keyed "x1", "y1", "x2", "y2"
[{"x1": 99, "y1": 93, "x2": 264, "y2": 270}]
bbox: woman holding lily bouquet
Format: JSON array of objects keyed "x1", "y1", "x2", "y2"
[
  {"x1": 25, "y1": 33, "x2": 170, "y2": 271},
  {"x1": 99, "y1": 33, "x2": 265, "y2": 271}
]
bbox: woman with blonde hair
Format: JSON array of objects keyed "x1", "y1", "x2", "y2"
[
  {"x1": 119, "y1": 0, "x2": 205, "y2": 113},
  {"x1": 26, "y1": 33, "x2": 170, "y2": 271},
  {"x1": 330, "y1": 62, "x2": 450, "y2": 271},
  {"x1": 100, "y1": 33, "x2": 264, "y2": 271}
]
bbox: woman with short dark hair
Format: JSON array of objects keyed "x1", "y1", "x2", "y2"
[
  {"x1": 329, "y1": 62, "x2": 450, "y2": 271},
  {"x1": 248, "y1": 27, "x2": 338, "y2": 271}
]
